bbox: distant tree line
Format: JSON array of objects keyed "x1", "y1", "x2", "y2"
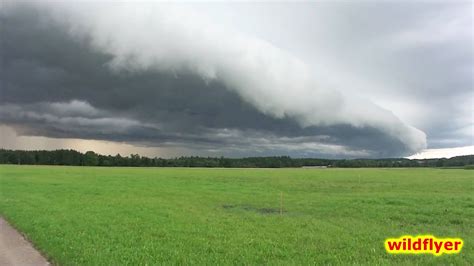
[{"x1": 0, "y1": 149, "x2": 473, "y2": 168}]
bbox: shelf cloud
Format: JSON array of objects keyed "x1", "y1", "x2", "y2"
[{"x1": 2, "y1": 1, "x2": 470, "y2": 158}]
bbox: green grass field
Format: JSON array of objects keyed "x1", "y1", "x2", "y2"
[{"x1": 0, "y1": 165, "x2": 472, "y2": 265}]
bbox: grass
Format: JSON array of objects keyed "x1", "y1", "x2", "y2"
[{"x1": 0, "y1": 165, "x2": 472, "y2": 265}]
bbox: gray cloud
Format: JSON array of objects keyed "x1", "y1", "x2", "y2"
[
  {"x1": 245, "y1": 1, "x2": 473, "y2": 149},
  {"x1": 195, "y1": 2, "x2": 472, "y2": 148},
  {"x1": 2, "y1": 1, "x2": 469, "y2": 158}
]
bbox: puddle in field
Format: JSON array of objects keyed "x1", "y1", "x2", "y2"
[{"x1": 222, "y1": 204, "x2": 284, "y2": 214}]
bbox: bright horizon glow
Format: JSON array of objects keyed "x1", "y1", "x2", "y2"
[
  {"x1": 0, "y1": 126, "x2": 170, "y2": 158},
  {"x1": 407, "y1": 146, "x2": 474, "y2": 159}
]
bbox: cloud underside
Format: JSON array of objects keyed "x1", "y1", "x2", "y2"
[{"x1": 0, "y1": 3, "x2": 427, "y2": 158}]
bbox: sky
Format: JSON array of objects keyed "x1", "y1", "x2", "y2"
[{"x1": 0, "y1": 0, "x2": 472, "y2": 159}]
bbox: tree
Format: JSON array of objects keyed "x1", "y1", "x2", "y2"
[{"x1": 83, "y1": 151, "x2": 99, "y2": 166}]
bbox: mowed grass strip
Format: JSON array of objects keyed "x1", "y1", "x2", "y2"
[{"x1": 0, "y1": 165, "x2": 472, "y2": 265}]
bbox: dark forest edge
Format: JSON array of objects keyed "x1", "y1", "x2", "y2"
[{"x1": 1, "y1": 149, "x2": 473, "y2": 168}]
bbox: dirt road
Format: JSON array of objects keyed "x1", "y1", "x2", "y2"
[{"x1": 0, "y1": 217, "x2": 49, "y2": 266}]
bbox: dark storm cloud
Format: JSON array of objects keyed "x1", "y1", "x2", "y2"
[{"x1": 0, "y1": 2, "x2": 432, "y2": 158}]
